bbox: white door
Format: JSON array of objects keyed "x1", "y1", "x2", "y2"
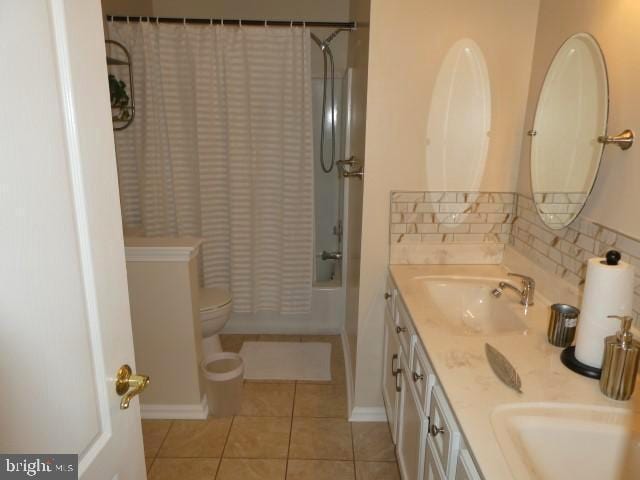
[{"x1": 0, "y1": 1, "x2": 146, "y2": 478}]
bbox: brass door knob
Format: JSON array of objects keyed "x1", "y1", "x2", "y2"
[{"x1": 116, "y1": 364, "x2": 150, "y2": 410}]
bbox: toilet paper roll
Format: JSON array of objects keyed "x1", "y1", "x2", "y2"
[{"x1": 574, "y1": 257, "x2": 634, "y2": 368}]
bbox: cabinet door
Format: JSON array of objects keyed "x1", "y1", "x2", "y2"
[
  {"x1": 382, "y1": 307, "x2": 402, "y2": 443},
  {"x1": 454, "y1": 448, "x2": 482, "y2": 480},
  {"x1": 424, "y1": 442, "x2": 446, "y2": 480},
  {"x1": 397, "y1": 363, "x2": 427, "y2": 480},
  {"x1": 428, "y1": 385, "x2": 461, "y2": 476}
]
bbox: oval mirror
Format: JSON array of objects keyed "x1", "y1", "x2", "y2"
[
  {"x1": 426, "y1": 38, "x2": 491, "y2": 190},
  {"x1": 530, "y1": 33, "x2": 608, "y2": 229}
]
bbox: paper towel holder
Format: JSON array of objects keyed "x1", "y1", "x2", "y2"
[
  {"x1": 561, "y1": 346, "x2": 602, "y2": 379},
  {"x1": 600, "y1": 250, "x2": 621, "y2": 266}
]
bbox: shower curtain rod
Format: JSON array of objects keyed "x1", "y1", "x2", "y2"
[{"x1": 106, "y1": 15, "x2": 357, "y2": 29}]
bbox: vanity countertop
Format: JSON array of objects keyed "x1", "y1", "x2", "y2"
[{"x1": 389, "y1": 264, "x2": 640, "y2": 480}]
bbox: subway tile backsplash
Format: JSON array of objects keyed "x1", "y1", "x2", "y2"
[
  {"x1": 389, "y1": 190, "x2": 640, "y2": 325},
  {"x1": 390, "y1": 191, "x2": 515, "y2": 245},
  {"x1": 512, "y1": 194, "x2": 640, "y2": 325}
]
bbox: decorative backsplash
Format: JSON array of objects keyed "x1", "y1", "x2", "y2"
[
  {"x1": 512, "y1": 194, "x2": 640, "y2": 325},
  {"x1": 388, "y1": 190, "x2": 640, "y2": 325},
  {"x1": 532, "y1": 192, "x2": 588, "y2": 228},
  {"x1": 390, "y1": 191, "x2": 515, "y2": 244}
]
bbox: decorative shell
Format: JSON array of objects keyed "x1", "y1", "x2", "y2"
[{"x1": 485, "y1": 343, "x2": 523, "y2": 394}]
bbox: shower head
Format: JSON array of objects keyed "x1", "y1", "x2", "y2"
[
  {"x1": 310, "y1": 28, "x2": 351, "y2": 52},
  {"x1": 323, "y1": 28, "x2": 351, "y2": 45}
]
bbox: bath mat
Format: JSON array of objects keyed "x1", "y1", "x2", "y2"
[{"x1": 239, "y1": 341, "x2": 332, "y2": 381}]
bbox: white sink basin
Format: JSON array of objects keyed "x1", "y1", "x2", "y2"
[
  {"x1": 491, "y1": 403, "x2": 640, "y2": 480},
  {"x1": 418, "y1": 276, "x2": 529, "y2": 336}
]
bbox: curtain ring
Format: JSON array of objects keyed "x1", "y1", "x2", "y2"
[
  {"x1": 290, "y1": 20, "x2": 293, "y2": 28},
  {"x1": 210, "y1": 18, "x2": 213, "y2": 26},
  {"x1": 155, "y1": 16, "x2": 159, "y2": 25},
  {"x1": 302, "y1": 21, "x2": 306, "y2": 29},
  {"x1": 183, "y1": 18, "x2": 186, "y2": 26},
  {"x1": 221, "y1": 18, "x2": 224, "y2": 26},
  {"x1": 126, "y1": 16, "x2": 130, "y2": 24},
  {"x1": 239, "y1": 19, "x2": 242, "y2": 27}
]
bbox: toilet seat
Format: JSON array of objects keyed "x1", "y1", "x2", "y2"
[
  {"x1": 199, "y1": 287, "x2": 232, "y2": 312},
  {"x1": 199, "y1": 287, "x2": 233, "y2": 350}
]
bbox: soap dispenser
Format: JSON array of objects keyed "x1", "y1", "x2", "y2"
[{"x1": 599, "y1": 315, "x2": 640, "y2": 401}]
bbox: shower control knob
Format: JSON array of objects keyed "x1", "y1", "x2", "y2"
[{"x1": 336, "y1": 156, "x2": 357, "y2": 166}]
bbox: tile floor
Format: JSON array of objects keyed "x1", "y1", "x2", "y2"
[{"x1": 142, "y1": 335, "x2": 400, "y2": 480}]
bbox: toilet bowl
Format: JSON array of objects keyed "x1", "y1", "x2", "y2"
[{"x1": 199, "y1": 287, "x2": 232, "y2": 355}]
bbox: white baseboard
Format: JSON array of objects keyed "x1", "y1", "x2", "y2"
[
  {"x1": 141, "y1": 395, "x2": 208, "y2": 420},
  {"x1": 349, "y1": 406, "x2": 387, "y2": 423},
  {"x1": 340, "y1": 328, "x2": 354, "y2": 419}
]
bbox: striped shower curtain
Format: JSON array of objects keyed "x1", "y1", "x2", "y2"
[{"x1": 106, "y1": 21, "x2": 314, "y2": 315}]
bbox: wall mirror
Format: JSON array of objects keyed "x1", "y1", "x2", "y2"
[{"x1": 530, "y1": 33, "x2": 608, "y2": 230}]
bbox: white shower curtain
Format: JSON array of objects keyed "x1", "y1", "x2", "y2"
[{"x1": 107, "y1": 21, "x2": 314, "y2": 315}]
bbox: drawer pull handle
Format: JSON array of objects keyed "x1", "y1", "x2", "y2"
[
  {"x1": 430, "y1": 424, "x2": 445, "y2": 437},
  {"x1": 412, "y1": 372, "x2": 424, "y2": 382},
  {"x1": 391, "y1": 354, "x2": 399, "y2": 376},
  {"x1": 395, "y1": 326, "x2": 407, "y2": 334},
  {"x1": 384, "y1": 292, "x2": 392, "y2": 300},
  {"x1": 395, "y1": 369, "x2": 403, "y2": 392}
]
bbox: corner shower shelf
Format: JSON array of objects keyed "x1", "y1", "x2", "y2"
[{"x1": 105, "y1": 39, "x2": 135, "y2": 131}]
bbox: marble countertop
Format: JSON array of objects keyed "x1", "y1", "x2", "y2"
[{"x1": 389, "y1": 264, "x2": 640, "y2": 480}]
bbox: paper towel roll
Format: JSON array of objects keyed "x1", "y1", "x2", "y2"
[{"x1": 574, "y1": 256, "x2": 634, "y2": 368}]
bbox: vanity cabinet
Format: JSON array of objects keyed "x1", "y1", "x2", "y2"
[{"x1": 383, "y1": 275, "x2": 483, "y2": 480}]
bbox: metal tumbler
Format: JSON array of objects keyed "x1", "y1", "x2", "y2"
[{"x1": 548, "y1": 304, "x2": 580, "y2": 347}]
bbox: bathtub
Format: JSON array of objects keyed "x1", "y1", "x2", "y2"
[{"x1": 224, "y1": 279, "x2": 345, "y2": 335}]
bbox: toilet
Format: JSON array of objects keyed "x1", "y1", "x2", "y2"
[{"x1": 199, "y1": 287, "x2": 232, "y2": 355}]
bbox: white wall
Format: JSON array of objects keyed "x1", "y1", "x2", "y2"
[
  {"x1": 343, "y1": 0, "x2": 370, "y2": 411},
  {"x1": 353, "y1": 0, "x2": 540, "y2": 409},
  {"x1": 516, "y1": 0, "x2": 640, "y2": 241}
]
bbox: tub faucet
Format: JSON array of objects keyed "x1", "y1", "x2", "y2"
[
  {"x1": 491, "y1": 273, "x2": 535, "y2": 307},
  {"x1": 321, "y1": 250, "x2": 342, "y2": 261}
]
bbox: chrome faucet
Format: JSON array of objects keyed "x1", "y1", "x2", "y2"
[{"x1": 492, "y1": 273, "x2": 536, "y2": 307}]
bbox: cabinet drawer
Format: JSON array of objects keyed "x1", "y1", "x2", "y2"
[
  {"x1": 411, "y1": 342, "x2": 435, "y2": 415},
  {"x1": 427, "y1": 385, "x2": 461, "y2": 477},
  {"x1": 395, "y1": 298, "x2": 415, "y2": 362}
]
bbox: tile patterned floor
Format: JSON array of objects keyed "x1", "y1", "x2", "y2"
[{"x1": 143, "y1": 335, "x2": 400, "y2": 480}]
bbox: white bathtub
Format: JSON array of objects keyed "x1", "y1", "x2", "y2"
[{"x1": 223, "y1": 280, "x2": 345, "y2": 335}]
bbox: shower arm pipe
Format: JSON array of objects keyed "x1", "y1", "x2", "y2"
[{"x1": 106, "y1": 15, "x2": 357, "y2": 30}]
